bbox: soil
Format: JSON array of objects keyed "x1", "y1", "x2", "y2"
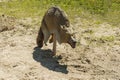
[{"x1": 0, "y1": 16, "x2": 120, "y2": 80}]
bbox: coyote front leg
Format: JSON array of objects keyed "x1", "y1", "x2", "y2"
[{"x1": 53, "y1": 34, "x2": 56, "y2": 55}]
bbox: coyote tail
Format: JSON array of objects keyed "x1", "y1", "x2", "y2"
[{"x1": 36, "y1": 27, "x2": 44, "y2": 48}]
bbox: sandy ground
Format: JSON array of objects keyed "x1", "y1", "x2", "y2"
[{"x1": 0, "y1": 16, "x2": 120, "y2": 80}]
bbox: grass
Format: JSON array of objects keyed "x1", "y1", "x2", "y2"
[
  {"x1": 0, "y1": 0, "x2": 46, "y2": 18},
  {"x1": 0, "y1": 0, "x2": 120, "y2": 26}
]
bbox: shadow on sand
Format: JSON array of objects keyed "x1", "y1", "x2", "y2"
[{"x1": 32, "y1": 47, "x2": 68, "y2": 74}]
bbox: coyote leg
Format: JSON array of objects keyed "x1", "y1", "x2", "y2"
[{"x1": 53, "y1": 34, "x2": 56, "y2": 55}]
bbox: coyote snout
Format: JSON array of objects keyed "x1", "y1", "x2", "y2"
[
  {"x1": 68, "y1": 37, "x2": 76, "y2": 48},
  {"x1": 36, "y1": 6, "x2": 76, "y2": 55}
]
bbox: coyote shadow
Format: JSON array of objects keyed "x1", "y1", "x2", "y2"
[{"x1": 32, "y1": 47, "x2": 68, "y2": 74}]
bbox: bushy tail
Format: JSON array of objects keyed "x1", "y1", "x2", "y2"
[{"x1": 36, "y1": 27, "x2": 44, "y2": 48}]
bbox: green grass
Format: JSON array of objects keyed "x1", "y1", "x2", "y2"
[
  {"x1": 0, "y1": 0, "x2": 120, "y2": 25},
  {"x1": 0, "y1": 0, "x2": 47, "y2": 18}
]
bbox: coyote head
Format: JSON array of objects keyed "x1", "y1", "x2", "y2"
[{"x1": 60, "y1": 27, "x2": 77, "y2": 48}]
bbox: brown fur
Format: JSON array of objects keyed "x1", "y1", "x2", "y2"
[{"x1": 36, "y1": 6, "x2": 76, "y2": 55}]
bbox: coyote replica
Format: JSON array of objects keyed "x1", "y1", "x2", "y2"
[{"x1": 37, "y1": 6, "x2": 76, "y2": 55}]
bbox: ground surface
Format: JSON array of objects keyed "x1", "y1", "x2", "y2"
[{"x1": 0, "y1": 16, "x2": 120, "y2": 80}]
